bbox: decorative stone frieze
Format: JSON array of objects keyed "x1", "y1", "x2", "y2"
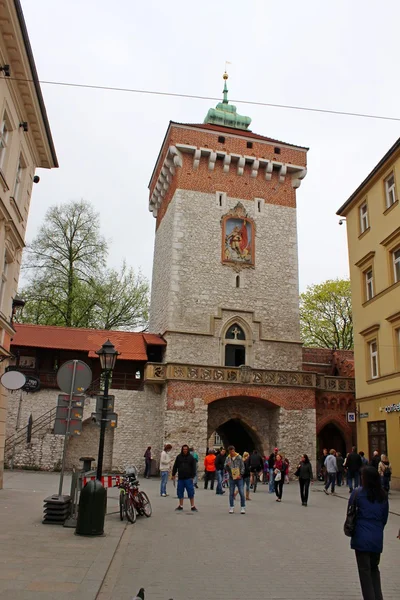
[{"x1": 144, "y1": 362, "x2": 354, "y2": 393}]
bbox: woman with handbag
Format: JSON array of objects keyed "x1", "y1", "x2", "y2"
[
  {"x1": 346, "y1": 466, "x2": 388, "y2": 600},
  {"x1": 295, "y1": 454, "x2": 313, "y2": 506},
  {"x1": 273, "y1": 453, "x2": 286, "y2": 502}
]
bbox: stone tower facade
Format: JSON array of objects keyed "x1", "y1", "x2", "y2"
[
  {"x1": 145, "y1": 78, "x2": 324, "y2": 463},
  {"x1": 149, "y1": 89, "x2": 308, "y2": 372}
]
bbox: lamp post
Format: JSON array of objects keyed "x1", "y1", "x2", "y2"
[
  {"x1": 95, "y1": 339, "x2": 119, "y2": 480},
  {"x1": 75, "y1": 339, "x2": 119, "y2": 536}
]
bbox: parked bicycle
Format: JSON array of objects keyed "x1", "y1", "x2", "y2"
[{"x1": 116, "y1": 467, "x2": 152, "y2": 523}]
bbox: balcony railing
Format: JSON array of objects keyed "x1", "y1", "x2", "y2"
[
  {"x1": 17, "y1": 370, "x2": 143, "y2": 392},
  {"x1": 144, "y1": 362, "x2": 355, "y2": 393}
]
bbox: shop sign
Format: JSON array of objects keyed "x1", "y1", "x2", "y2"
[
  {"x1": 347, "y1": 412, "x2": 356, "y2": 423},
  {"x1": 384, "y1": 402, "x2": 400, "y2": 413},
  {"x1": 359, "y1": 412, "x2": 369, "y2": 419}
]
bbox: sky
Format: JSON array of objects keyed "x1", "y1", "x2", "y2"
[{"x1": 20, "y1": 0, "x2": 400, "y2": 293}]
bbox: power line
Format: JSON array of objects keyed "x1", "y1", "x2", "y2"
[{"x1": 8, "y1": 75, "x2": 400, "y2": 123}]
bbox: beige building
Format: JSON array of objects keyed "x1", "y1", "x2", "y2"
[
  {"x1": 338, "y1": 138, "x2": 400, "y2": 490},
  {"x1": 0, "y1": 0, "x2": 57, "y2": 488}
]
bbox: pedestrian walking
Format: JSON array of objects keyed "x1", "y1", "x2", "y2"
[
  {"x1": 369, "y1": 450, "x2": 380, "y2": 470},
  {"x1": 324, "y1": 449, "x2": 337, "y2": 495},
  {"x1": 262, "y1": 455, "x2": 269, "y2": 484},
  {"x1": 378, "y1": 454, "x2": 391, "y2": 493},
  {"x1": 359, "y1": 451, "x2": 368, "y2": 467},
  {"x1": 215, "y1": 447, "x2": 226, "y2": 495},
  {"x1": 172, "y1": 444, "x2": 198, "y2": 512},
  {"x1": 189, "y1": 447, "x2": 199, "y2": 488},
  {"x1": 242, "y1": 451, "x2": 251, "y2": 501},
  {"x1": 284, "y1": 457, "x2": 290, "y2": 484},
  {"x1": 295, "y1": 454, "x2": 313, "y2": 506},
  {"x1": 336, "y1": 452, "x2": 345, "y2": 486},
  {"x1": 204, "y1": 450, "x2": 216, "y2": 490},
  {"x1": 347, "y1": 466, "x2": 388, "y2": 600},
  {"x1": 268, "y1": 452, "x2": 276, "y2": 494},
  {"x1": 249, "y1": 449, "x2": 263, "y2": 489},
  {"x1": 143, "y1": 446, "x2": 152, "y2": 478},
  {"x1": 159, "y1": 443, "x2": 172, "y2": 497},
  {"x1": 273, "y1": 453, "x2": 286, "y2": 502},
  {"x1": 320, "y1": 448, "x2": 328, "y2": 483},
  {"x1": 345, "y1": 446, "x2": 363, "y2": 492},
  {"x1": 225, "y1": 445, "x2": 246, "y2": 514}
]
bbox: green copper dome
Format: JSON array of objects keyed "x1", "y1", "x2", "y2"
[{"x1": 204, "y1": 73, "x2": 251, "y2": 130}]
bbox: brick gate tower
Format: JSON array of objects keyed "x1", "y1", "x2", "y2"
[{"x1": 144, "y1": 74, "x2": 353, "y2": 467}]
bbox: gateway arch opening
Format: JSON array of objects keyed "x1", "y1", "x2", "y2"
[{"x1": 215, "y1": 418, "x2": 261, "y2": 455}]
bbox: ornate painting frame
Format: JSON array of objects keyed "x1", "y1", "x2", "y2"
[{"x1": 221, "y1": 202, "x2": 255, "y2": 269}]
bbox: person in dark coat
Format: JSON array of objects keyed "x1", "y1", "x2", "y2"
[
  {"x1": 296, "y1": 454, "x2": 313, "y2": 506},
  {"x1": 215, "y1": 448, "x2": 226, "y2": 495},
  {"x1": 268, "y1": 452, "x2": 276, "y2": 494},
  {"x1": 143, "y1": 446, "x2": 152, "y2": 478},
  {"x1": 348, "y1": 466, "x2": 388, "y2": 600},
  {"x1": 172, "y1": 445, "x2": 198, "y2": 512},
  {"x1": 345, "y1": 446, "x2": 363, "y2": 492},
  {"x1": 369, "y1": 450, "x2": 380, "y2": 470}
]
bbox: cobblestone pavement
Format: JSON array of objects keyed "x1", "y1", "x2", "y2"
[{"x1": 99, "y1": 479, "x2": 400, "y2": 600}]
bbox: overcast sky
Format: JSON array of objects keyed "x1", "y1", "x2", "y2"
[{"x1": 20, "y1": 0, "x2": 400, "y2": 293}]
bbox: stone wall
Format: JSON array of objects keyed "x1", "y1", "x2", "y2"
[
  {"x1": 149, "y1": 188, "x2": 302, "y2": 370},
  {"x1": 276, "y1": 408, "x2": 317, "y2": 475},
  {"x1": 5, "y1": 385, "x2": 164, "y2": 475}
]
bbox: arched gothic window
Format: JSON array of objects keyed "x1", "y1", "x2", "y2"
[{"x1": 224, "y1": 323, "x2": 246, "y2": 367}]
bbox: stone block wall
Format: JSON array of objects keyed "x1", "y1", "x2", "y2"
[{"x1": 5, "y1": 385, "x2": 164, "y2": 475}]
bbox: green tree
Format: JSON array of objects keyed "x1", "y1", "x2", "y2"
[
  {"x1": 91, "y1": 262, "x2": 149, "y2": 330},
  {"x1": 300, "y1": 279, "x2": 353, "y2": 350},
  {"x1": 19, "y1": 200, "x2": 149, "y2": 330}
]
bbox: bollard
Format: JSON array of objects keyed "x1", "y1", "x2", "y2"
[{"x1": 75, "y1": 479, "x2": 107, "y2": 536}]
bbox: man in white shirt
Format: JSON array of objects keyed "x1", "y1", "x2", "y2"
[
  {"x1": 324, "y1": 449, "x2": 337, "y2": 495},
  {"x1": 160, "y1": 444, "x2": 173, "y2": 497}
]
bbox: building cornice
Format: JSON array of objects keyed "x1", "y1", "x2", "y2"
[
  {"x1": 0, "y1": 1, "x2": 58, "y2": 168},
  {"x1": 359, "y1": 323, "x2": 380, "y2": 338},
  {"x1": 148, "y1": 142, "x2": 307, "y2": 216},
  {"x1": 380, "y1": 226, "x2": 400, "y2": 247},
  {"x1": 355, "y1": 250, "x2": 375, "y2": 269}
]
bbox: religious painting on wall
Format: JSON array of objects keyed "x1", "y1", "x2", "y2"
[{"x1": 221, "y1": 203, "x2": 255, "y2": 266}]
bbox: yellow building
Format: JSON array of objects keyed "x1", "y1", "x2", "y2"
[
  {"x1": 338, "y1": 138, "x2": 400, "y2": 490},
  {"x1": 0, "y1": 1, "x2": 57, "y2": 488}
]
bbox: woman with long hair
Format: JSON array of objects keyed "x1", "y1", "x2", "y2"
[
  {"x1": 296, "y1": 454, "x2": 313, "y2": 506},
  {"x1": 378, "y1": 454, "x2": 391, "y2": 493},
  {"x1": 273, "y1": 453, "x2": 286, "y2": 502},
  {"x1": 348, "y1": 466, "x2": 388, "y2": 600}
]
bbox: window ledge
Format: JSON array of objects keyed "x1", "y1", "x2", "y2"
[
  {"x1": 358, "y1": 227, "x2": 370, "y2": 240},
  {"x1": 362, "y1": 279, "x2": 400, "y2": 307},
  {"x1": 367, "y1": 370, "x2": 400, "y2": 384},
  {"x1": 384, "y1": 199, "x2": 399, "y2": 216},
  {"x1": 9, "y1": 197, "x2": 24, "y2": 223},
  {"x1": 0, "y1": 169, "x2": 9, "y2": 193}
]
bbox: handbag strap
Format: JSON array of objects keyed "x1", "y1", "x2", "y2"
[{"x1": 350, "y1": 487, "x2": 360, "y2": 507}]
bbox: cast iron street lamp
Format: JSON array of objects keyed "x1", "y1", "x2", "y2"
[{"x1": 95, "y1": 339, "x2": 119, "y2": 480}]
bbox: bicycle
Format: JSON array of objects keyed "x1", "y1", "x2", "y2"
[{"x1": 116, "y1": 470, "x2": 152, "y2": 523}]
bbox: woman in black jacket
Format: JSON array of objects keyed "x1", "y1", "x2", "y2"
[{"x1": 296, "y1": 454, "x2": 313, "y2": 506}]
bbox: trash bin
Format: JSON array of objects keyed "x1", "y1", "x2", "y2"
[
  {"x1": 150, "y1": 458, "x2": 159, "y2": 477},
  {"x1": 75, "y1": 479, "x2": 106, "y2": 536}
]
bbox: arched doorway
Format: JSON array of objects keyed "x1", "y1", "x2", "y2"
[
  {"x1": 215, "y1": 418, "x2": 261, "y2": 454},
  {"x1": 318, "y1": 422, "x2": 347, "y2": 457}
]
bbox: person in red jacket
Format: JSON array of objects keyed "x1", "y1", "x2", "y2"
[{"x1": 204, "y1": 450, "x2": 217, "y2": 490}]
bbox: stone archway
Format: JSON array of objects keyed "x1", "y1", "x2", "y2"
[
  {"x1": 317, "y1": 421, "x2": 348, "y2": 457},
  {"x1": 207, "y1": 395, "x2": 280, "y2": 457}
]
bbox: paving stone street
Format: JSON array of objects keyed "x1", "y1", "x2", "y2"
[
  {"x1": 1, "y1": 472, "x2": 399, "y2": 600},
  {"x1": 100, "y1": 478, "x2": 400, "y2": 600}
]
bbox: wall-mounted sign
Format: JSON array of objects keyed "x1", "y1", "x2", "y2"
[
  {"x1": 22, "y1": 375, "x2": 41, "y2": 393},
  {"x1": 359, "y1": 412, "x2": 369, "y2": 419},
  {"x1": 347, "y1": 412, "x2": 356, "y2": 423},
  {"x1": 384, "y1": 402, "x2": 400, "y2": 413}
]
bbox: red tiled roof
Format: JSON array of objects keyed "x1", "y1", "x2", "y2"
[
  {"x1": 171, "y1": 122, "x2": 309, "y2": 150},
  {"x1": 11, "y1": 324, "x2": 165, "y2": 361}
]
